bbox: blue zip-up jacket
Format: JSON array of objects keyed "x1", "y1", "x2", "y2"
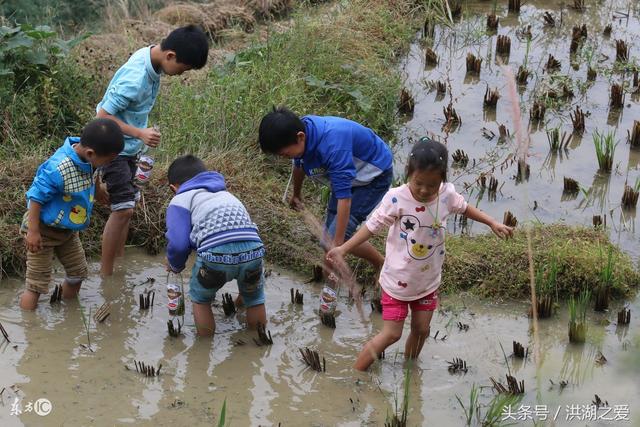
[
  {"x1": 165, "y1": 172, "x2": 262, "y2": 272},
  {"x1": 25, "y1": 137, "x2": 95, "y2": 231},
  {"x1": 96, "y1": 46, "x2": 161, "y2": 157},
  {"x1": 294, "y1": 115, "x2": 393, "y2": 199}
]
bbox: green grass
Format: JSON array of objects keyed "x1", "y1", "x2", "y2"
[
  {"x1": 592, "y1": 129, "x2": 617, "y2": 172},
  {"x1": 443, "y1": 224, "x2": 639, "y2": 299},
  {"x1": 568, "y1": 289, "x2": 590, "y2": 343},
  {"x1": 455, "y1": 383, "x2": 522, "y2": 426}
]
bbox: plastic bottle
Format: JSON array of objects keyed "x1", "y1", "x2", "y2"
[
  {"x1": 134, "y1": 125, "x2": 159, "y2": 187},
  {"x1": 167, "y1": 273, "x2": 185, "y2": 316}
]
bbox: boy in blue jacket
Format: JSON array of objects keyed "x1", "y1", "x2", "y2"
[
  {"x1": 20, "y1": 119, "x2": 124, "y2": 310},
  {"x1": 165, "y1": 155, "x2": 267, "y2": 336},
  {"x1": 258, "y1": 107, "x2": 393, "y2": 314},
  {"x1": 96, "y1": 25, "x2": 209, "y2": 276}
]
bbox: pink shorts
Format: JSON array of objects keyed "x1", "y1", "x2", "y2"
[{"x1": 381, "y1": 289, "x2": 439, "y2": 321}]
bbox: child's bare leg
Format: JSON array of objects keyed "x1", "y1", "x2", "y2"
[
  {"x1": 193, "y1": 302, "x2": 215, "y2": 337},
  {"x1": 350, "y1": 241, "x2": 385, "y2": 271},
  {"x1": 405, "y1": 310, "x2": 434, "y2": 359},
  {"x1": 61, "y1": 279, "x2": 82, "y2": 300},
  {"x1": 20, "y1": 290, "x2": 40, "y2": 310},
  {"x1": 354, "y1": 320, "x2": 404, "y2": 371},
  {"x1": 246, "y1": 303, "x2": 266, "y2": 330},
  {"x1": 101, "y1": 209, "x2": 133, "y2": 276}
]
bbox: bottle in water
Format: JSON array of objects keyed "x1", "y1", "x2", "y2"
[{"x1": 167, "y1": 273, "x2": 184, "y2": 316}]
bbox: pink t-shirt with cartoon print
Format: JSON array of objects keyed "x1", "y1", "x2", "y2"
[{"x1": 365, "y1": 182, "x2": 468, "y2": 301}]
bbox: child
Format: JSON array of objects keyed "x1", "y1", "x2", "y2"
[
  {"x1": 327, "y1": 138, "x2": 513, "y2": 371},
  {"x1": 20, "y1": 119, "x2": 124, "y2": 310},
  {"x1": 165, "y1": 155, "x2": 267, "y2": 336},
  {"x1": 258, "y1": 107, "x2": 393, "y2": 315},
  {"x1": 96, "y1": 25, "x2": 209, "y2": 276}
]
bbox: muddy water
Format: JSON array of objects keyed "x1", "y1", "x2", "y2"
[
  {"x1": 397, "y1": 0, "x2": 640, "y2": 260},
  {"x1": 0, "y1": 250, "x2": 638, "y2": 426}
]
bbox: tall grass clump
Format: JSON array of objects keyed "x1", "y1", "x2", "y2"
[
  {"x1": 534, "y1": 255, "x2": 559, "y2": 318},
  {"x1": 568, "y1": 289, "x2": 590, "y2": 343},
  {"x1": 592, "y1": 130, "x2": 617, "y2": 172},
  {"x1": 456, "y1": 383, "x2": 522, "y2": 426},
  {"x1": 594, "y1": 246, "x2": 614, "y2": 311}
]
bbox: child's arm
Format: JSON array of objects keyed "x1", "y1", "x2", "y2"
[
  {"x1": 165, "y1": 203, "x2": 193, "y2": 272},
  {"x1": 464, "y1": 205, "x2": 513, "y2": 239},
  {"x1": 25, "y1": 201, "x2": 43, "y2": 253},
  {"x1": 332, "y1": 198, "x2": 351, "y2": 246},
  {"x1": 290, "y1": 165, "x2": 305, "y2": 210},
  {"x1": 96, "y1": 109, "x2": 160, "y2": 148}
]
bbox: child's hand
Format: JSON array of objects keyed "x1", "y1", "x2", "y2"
[
  {"x1": 95, "y1": 180, "x2": 110, "y2": 206},
  {"x1": 326, "y1": 246, "x2": 346, "y2": 264},
  {"x1": 139, "y1": 127, "x2": 161, "y2": 148},
  {"x1": 289, "y1": 195, "x2": 304, "y2": 211},
  {"x1": 491, "y1": 221, "x2": 514, "y2": 239},
  {"x1": 25, "y1": 230, "x2": 43, "y2": 253}
]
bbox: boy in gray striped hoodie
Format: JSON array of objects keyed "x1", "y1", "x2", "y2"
[{"x1": 165, "y1": 155, "x2": 266, "y2": 336}]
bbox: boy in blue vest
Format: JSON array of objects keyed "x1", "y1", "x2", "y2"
[
  {"x1": 96, "y1": 25, "x2": 209, "y2": 276},
  {"x1": 258, "y1": 107, "x2": 393, "y2": 315},
  {"x1": 20, "y1": 119, "x2": 124, "y2": 310}
]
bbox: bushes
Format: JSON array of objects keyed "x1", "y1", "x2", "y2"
[{"x1": 0, "y1": 24, "x2": 96, "y2": 156}]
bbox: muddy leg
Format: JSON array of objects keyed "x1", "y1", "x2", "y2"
[
  {"x1": 193, "y1": 302, "x2": 215, "y2": 337},
  {"x1": 354, "y1": 320, "x2": 404, "y2": 371},
  {"x1": 246, "y1": 303, "x2": 266, "y2": 330},
  {"x1": 405, "y1": 310, "x2": 434, "y2": 359}
]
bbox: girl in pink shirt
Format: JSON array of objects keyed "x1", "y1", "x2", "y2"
[{"x1": 327, "y1": 138, "x2": 513, "y2": 371}]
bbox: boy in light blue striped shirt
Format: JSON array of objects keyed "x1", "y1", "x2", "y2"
[{"x1": 96, "y1": 25, "x2": 209, "y2": 276}]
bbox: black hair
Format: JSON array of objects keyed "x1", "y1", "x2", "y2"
[
  {"x1": 168, "y1": 155, "x2": 207, "y2": 185},
  {"x1": 406, "y1": 137, "x2": 448, "y2": 182},
  {"x1": 80, "y1": 118, "x2": 124, "y2": 156},
  {"x1": 160, "y1": 25, "x2": 209, "y2": 69},
  {"x1": 258, "y1": 106, "x2": 305, "y2": 154}
]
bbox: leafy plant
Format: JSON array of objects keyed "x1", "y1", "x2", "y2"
[
  {"x1": 0, "y1": 24, "x2": 86, "y2": 89},
  {"x1": 592, "y1": 130, "x2": 617, "y2": 172}
]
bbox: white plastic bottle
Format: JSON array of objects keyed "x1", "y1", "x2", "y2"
[
  {"x1": 166, "y1": 272, "x2": 184, "y2": 316},
  {"x1": 134, "y1": 125, "x2": 159, "y2": 187}
]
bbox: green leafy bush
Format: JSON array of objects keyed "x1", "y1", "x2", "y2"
[{"x1": 0, "y1": 24, "x2": 95, "y2": 155}]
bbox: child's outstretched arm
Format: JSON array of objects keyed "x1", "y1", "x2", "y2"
[
  {"x1": 464, "y1": 205, "x2": 513, "y2": 239},
  {"x1": 326, "y1": 225, "x2": 373, "y2": 264}
]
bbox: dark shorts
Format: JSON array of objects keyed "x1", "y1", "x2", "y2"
[
  {"x1": 101, "y1": 155, "x2": 137, "y2": 211},
  {"x1": 324, "y1": 168, "x2": 393, "y2": 244}
]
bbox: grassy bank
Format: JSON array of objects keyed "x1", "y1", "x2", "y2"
[
  {"x1": 0, "y1": 0, "x2": 419, "y2": 276},
  {"x1": 443, "y1": 225, "x2": 639, "y2": 299}
]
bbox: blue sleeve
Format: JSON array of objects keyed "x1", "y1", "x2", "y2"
[
  {"x1": 326, "y1": 149, "x2": 356, "y2": 199},
  {"x1": 25, "y1": 163, "x2": 62, "y2": 205},
  {"x1": 165, "y1": 204, "x2": 193, "y2": 272},
  {"x1": 99, "y1": 71, "x2": 144, "y2": 115}
]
